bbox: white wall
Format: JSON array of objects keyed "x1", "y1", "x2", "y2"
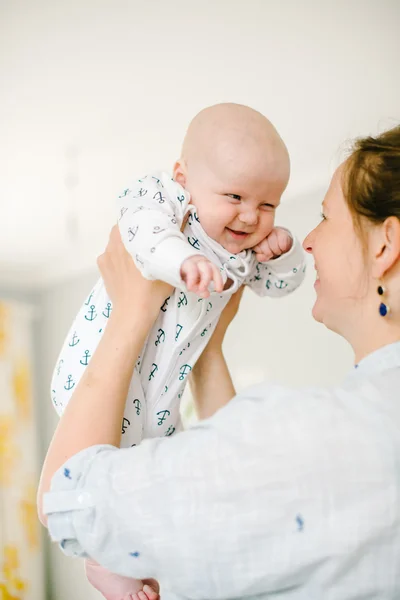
[{"x1": 1, "y1": 0, "x2": 399, "y2": 286}]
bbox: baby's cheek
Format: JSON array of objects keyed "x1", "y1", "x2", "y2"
[
  {"x1": 250, "y1": 225, "x2": 274, "y2": 248},
  {"x1": 202, "y1": 209, "x2": 228, "y2": 240}
]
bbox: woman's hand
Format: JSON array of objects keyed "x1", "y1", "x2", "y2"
[{"x1": 97, "y1": 225, "x2": 173, "y2": 324}]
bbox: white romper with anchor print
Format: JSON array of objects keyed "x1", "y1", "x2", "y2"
[{"x1": 51, "y1": 172, "x2": 306, "y2": 446}]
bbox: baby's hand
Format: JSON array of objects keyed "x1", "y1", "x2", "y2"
[
  {"x1": 252, "y1": 227, "x2": 293, "y2": 262},
  {"x1": 180, "y1": 255, "x2": 224, "y2": 298}
]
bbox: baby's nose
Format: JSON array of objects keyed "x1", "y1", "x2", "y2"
[{"x1": 238, "y1": 210, "x2": 258, "y2": 225}]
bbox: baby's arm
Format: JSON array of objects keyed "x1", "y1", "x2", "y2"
[
  {"x1": 117, "y1": 172, "x2": 206, "y2": 289},
  {"x1": 245, "y1": 228, "x2": 306, "y2": 297}
]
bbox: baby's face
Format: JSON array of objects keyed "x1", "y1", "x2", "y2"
[{"x1": 177, "y1": 157, "x2": 288, "y2": 254}]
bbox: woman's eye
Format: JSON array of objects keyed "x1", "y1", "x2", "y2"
[
  {"x1": 320, "y1": 212, "x2": 327, "y2": 221},
  {"x1": 227, "y1": 194, "x2": 241, "y2": 201}
]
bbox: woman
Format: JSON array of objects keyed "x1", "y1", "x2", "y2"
[{"x1": 39, "y1": 125, "x2": 400, "y2": 599}]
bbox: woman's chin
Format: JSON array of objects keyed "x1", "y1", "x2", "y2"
[{"x1": 311, "y1": 300, "x2": 324, "y2": 324}]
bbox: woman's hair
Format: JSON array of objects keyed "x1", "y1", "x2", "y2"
[{"x1": 342, "y1": 125, "x2": 400, "y2": 237}]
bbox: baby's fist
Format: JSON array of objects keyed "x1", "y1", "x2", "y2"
[
  {"x1": 252, "y1": 227, "x2": 293, "y2": 262},
  {"x1": 180, "y1": 255, "x2": 223, "y2": 298}
]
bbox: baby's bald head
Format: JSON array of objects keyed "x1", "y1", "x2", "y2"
[
  {"x1": 179, "y1": 103, "x2": 289, "y2": 186},
  {"x1": 173, "y1": 104, "x2": 290, "y2": 254}
]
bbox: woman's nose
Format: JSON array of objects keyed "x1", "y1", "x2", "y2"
[{"x1": 303, "y1": 229, "x2": 314, "y2": 254}]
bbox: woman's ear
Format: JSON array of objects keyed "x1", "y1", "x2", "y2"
[
  {"x1": 173, "y1": 159, "x2": 187, "y2": 187},
  {"x1": 371, "y1": 217, "x2": 400, "y2": 278}
]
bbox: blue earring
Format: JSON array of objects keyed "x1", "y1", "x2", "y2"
[{"x1": 378, "y1": 284, "x2": 390, "y2": 317}]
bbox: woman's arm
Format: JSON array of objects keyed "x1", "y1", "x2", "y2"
[
  {"x1": 38, "y1": 227, "x2": 172, "y2": 524},
  {"x1": 190, "y1": 346, "x2": 235, "y2": 420},
  {"x1": 190, "y1": 287, "x2": 244, "y2": 420}
]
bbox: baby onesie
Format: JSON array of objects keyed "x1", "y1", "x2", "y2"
[{"x1": 51, "y1": 172, "x2": 306, "y2": 446}]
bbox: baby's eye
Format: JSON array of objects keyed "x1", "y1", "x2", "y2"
[
  {"x1": 320, "y1": 212, "x2": 327, "y2": 221},
  {"x1": 226, "y1": 194, "x2": 241, "y2": 201}
]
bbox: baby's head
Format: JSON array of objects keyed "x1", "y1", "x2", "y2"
[{"x1": 173, "y1": 103, "x2": 290, "y2": 254}]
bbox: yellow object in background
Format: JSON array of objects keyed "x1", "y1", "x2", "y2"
[{"x1": 0, "y1": 300, "x2": 44, "y2": 600}]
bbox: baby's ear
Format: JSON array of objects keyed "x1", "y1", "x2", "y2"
[{"x1": 173, "y1": 159, "x2": 187, "y2": 187}]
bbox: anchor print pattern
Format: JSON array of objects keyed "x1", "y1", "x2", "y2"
[
  {"x1": 102, "y1": 303, "x2": 112, "y2": 319},
  {"x1": 188, "y1": 236, "x2": 200, "y2": 250},
  {"x1": 51, "y1": 171, "x2": 306, "y2": 446},
  {"x1": 85, "y1": 305, "x2": 97, "y2": 321},
  {"x1": 155, "y1": 329, "x2": 165, "y2": 346},
  {"x1": 156, "y1": 410, "x2": 170, "y2": 425},
  {"x1": 178, "y1": 292, "x2": 188, "y2": 308},
  {"x1": 80, "y1": 350, "x2": 91, "y2": 366}
]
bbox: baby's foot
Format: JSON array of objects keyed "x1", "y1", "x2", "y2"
[
  {"x1": 85, "y1": 560, "x2": 159, "y2": 600},
  {"x1": 128, "y1": 582, "x2": 159, "y2": 600}
]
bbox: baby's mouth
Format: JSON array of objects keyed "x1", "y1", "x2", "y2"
[{"x1": 226, "y1": 228, "x2": 250, "y2": 240}]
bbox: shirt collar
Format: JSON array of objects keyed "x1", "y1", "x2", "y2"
[{"x1": 350, "y1": 340, "x2": 400, "y2": 380}]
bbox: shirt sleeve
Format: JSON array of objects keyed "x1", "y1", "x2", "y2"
[
  {"x1": 244, "y1": 232, "x2": 307, "y2": 297},
  {"x1": 117, "y1": 172, "x2": 205, "y2": 288}
]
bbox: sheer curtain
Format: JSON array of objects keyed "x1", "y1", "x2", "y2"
[{"x1": 0, "y1": 299, "x2": 45, "y2": 600}]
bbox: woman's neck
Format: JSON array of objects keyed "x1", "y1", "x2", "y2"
[{"x1": 351, "y1": 322, "x2": 400, "y2": 364}]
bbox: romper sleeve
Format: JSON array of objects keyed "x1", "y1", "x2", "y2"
[
  {"x1": 244, "y1": 231, "x2": 307, "y2": 297},
  {"x1": 117, "y1": 172, "x2": 205, "y2": 288}
]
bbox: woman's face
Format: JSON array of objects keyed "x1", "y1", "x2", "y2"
[{"x1": 303, "y1": 166, "x2": 368, "y2": 335}]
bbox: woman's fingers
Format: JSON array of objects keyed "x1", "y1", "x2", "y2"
[
  {"x1": 103, "y1": 225, "x2": 125, "y2": 259},
  {"x1": 97, "y1": 225, "x2": 173, "y2": 320}
]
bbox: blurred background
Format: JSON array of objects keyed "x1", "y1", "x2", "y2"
[{"x1": 1, "y1": 0, "x2": 399, "y2": 598}]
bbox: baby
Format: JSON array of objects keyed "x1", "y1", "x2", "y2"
[{"x1": 50, "y1": 103, "x2": 306, "y2": 599}]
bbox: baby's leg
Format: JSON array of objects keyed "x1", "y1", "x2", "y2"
[
  {"x1": 53, "y1": 281, "x2": 154, "y2": 598},
  {"x1": 51, "y1": 278, "x2": 113, "y2": 415}
]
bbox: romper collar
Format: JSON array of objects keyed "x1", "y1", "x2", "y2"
[{"x1": 186, "y1": 205, "x2": 255, "y2": 291}]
